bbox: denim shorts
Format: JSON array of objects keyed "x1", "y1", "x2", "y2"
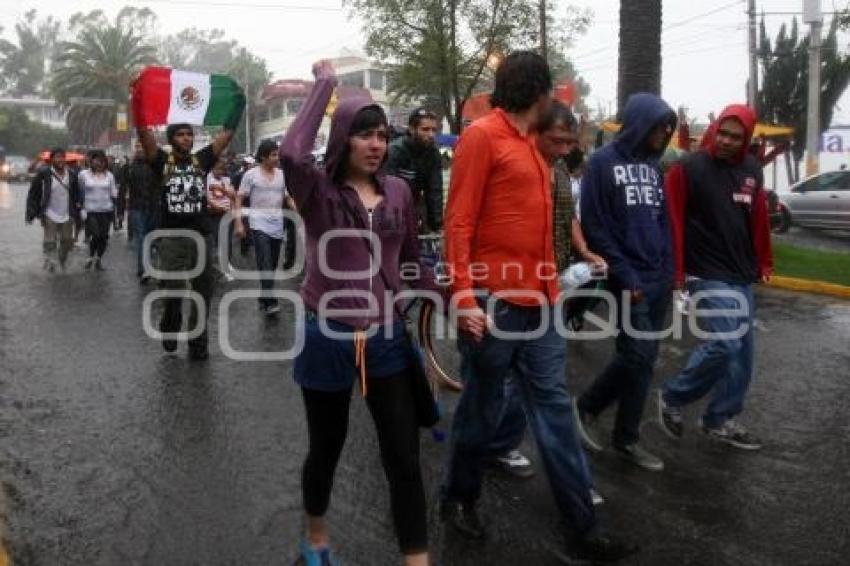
[{"x1": 293, "y1": 313, "x2": 410, "y2": 392}]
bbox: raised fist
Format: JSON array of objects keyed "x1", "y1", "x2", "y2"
[{"x1": 312, "y1": 59, "x2": 336, "y2": 81}]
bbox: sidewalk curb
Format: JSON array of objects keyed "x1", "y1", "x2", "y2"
[{"x1": 767, "y1": 275, "x2": 850, "y2": 299}]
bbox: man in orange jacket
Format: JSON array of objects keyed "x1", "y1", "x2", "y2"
[{"x1": 441, "y1": 50, "x2": 637, "y2": 563}]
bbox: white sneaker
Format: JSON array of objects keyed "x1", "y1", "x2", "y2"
[
  {"x1": 493, "y1": 449, "x2": 535, "y2": 478},
  {"x1": 590, "y1": 488, "x2": 605, "y2": 506}
]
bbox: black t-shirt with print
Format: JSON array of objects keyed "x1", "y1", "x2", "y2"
[{"x1": 152, "y1": 145, "x2": 216, "y2": 233}]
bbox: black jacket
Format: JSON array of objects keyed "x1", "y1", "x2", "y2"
[
  {"x1": 25, "y1": 166, "x2": 82, "y2": 223},
  {"x1": 386, "y1": 135, "x2": 443, "y2": 231},
  {"x1": 123, "y1": 158, "x2": 159, "y2": 213}
]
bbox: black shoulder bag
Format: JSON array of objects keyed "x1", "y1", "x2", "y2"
[{"x1": 337, "y1": 194, "x2": 440, "y2": 428}]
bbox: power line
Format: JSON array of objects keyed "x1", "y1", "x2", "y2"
[
  {"x1": 571, "y1": 0, "x2": 744, "y2": 61},
  {"x1": 573, "y1": 26, "x2": 743, "y2": 67},
  {"x1": 664, "y1": 0, "x2": 746, "y2": 31},
  {"x1": 127, "y1": 0, "x2": 343, "y2": 11},
  {"x1": 577, "y1": 40, "x2": 748, "y2": 74}
]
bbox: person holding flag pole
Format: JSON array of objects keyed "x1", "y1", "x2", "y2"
[{"x1": 132, "y1": 66, "x2": 245, "y2": 360}]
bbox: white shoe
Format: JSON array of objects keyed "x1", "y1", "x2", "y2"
[{"x1": 590, "y1": 488, "x2": 605, "y2": 506}]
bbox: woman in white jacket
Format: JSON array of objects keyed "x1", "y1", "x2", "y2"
[{"x1": 79, "y1": 149, "x2": 118, "y2": 270}]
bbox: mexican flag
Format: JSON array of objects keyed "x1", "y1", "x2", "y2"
[{"x1": 131, "y1": 66, "x2": 246, "y2": 128}]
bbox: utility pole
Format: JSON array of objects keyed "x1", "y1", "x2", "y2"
[
  {"x1": 747, "y1": 0, "x2": 758, "y2": 108},
  {"x1": 804, "y1": 0, "x2": 823, "y2": 177},
  {"x1": 539, "y1": 0, "x2": 548, "y2": 62},
  {"x1": 245, "y1": 83, "x2": 252, "y2": 155}
]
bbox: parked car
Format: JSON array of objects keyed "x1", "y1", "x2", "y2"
[
  {"x1": 0, "y1": 155, "x2": 33, "y2": 182},
  {"x1": 783, "y1": 170, "x2": 850, "y2": 230},
  {"x1": 766, "y1": 189, "x2": 792, "y2": 233}
]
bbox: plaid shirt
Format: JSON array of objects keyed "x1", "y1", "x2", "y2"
[{"x1": 552, "y1": 159, "x2": 575, "y2": 273}]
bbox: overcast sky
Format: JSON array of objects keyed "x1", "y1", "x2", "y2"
[{"x1": 1, "y1": 0, "x2": 848, "y2": 124}]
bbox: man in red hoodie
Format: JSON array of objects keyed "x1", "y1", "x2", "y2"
[{"x1": 658, "y1": 104, "x2": 773, "y2": 450}]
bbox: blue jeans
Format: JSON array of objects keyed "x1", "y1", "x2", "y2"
[
  {"x1": 578, "y1": 280, "x2": 671, "y2": 447},
  {"x1": 129, "y1": 209, "x2": 157, "y2": 276},
  {"x1": 443, "y1": 299, "x2": 596, "y2": 536},
  {"x1": 662, "y1": 279, "x2": 755, "y2": 429},
  {"x1": 486, "y1": 376, "x2": 527, "y2": 457},
  {"x1": 252, "y1": 229, "x2": 282, "y2": 308}
]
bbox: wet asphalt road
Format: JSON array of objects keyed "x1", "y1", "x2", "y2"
[{"x1": 1, "y1": 180, "x2": 849, "y2": 566}]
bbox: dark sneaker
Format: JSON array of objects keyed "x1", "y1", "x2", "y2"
[
  {"x1": 159, "y1": 316, "x2": 180, "y2": 353},
  {"x1": 94, "y1": 257, "x2": 105, "y2": 271},
  {"x1": 440, "y1": 500, "x2": 486, "y2": 541},
  {"x1": 572, "y1": 398, "x2": 604, "y2": 452},
  {"x1": 189, "y1": 347, "x2": 209, "y2": 361},
  {"x1": 264, "y1": 302, "x2": 281, "y2": 316},
  {"x1": 293, "y1": 540, "x2": 340, "y2": 566},
  {"x1": 700, "y1": 418, "x2": 763, "y2": 450},
  {"x1": 84, "y1": 257, "x2": 94, "y2": 270},
  {"x1": 491, "y1": 449, "x2": 535, "y2": 479},
  {"x1": 567, "y1": 532, "x2": 639, "y2": 563},
  {"x1": 614, "y1": 443, "x2": 664, "y2": 472},
  {"x1": 657, "y1": 389, "x2": 683, "y2": 439}
]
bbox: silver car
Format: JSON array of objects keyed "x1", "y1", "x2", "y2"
[{"x1": 784, "y1": 170, "x2": 850, "y2": 229}]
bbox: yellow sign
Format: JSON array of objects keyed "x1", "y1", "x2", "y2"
[
  {"x1": 116, "y1": 109, "x2": 128, "y2": 132},
  {"x1": 325, "y1": 90, "x2": 339, "y2": 118}
]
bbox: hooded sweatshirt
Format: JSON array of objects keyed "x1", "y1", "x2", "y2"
[
  {"x1": 279, "y1": 75, "x2": 437, "y2": 328},
  {"x1": 666, "y1": 104, "x2": 773, "y2": 286},
  {"x1": 580, "y1": 93, "x2": 677, "y2": 291}
]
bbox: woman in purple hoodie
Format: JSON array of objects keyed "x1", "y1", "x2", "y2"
[{"x1": 281, "y1": 60, "x2": 436, "y2": 566}]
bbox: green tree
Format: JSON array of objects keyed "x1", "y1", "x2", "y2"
[
  {"x1": 0, "y1": 106, "x2": 69, "y2": 156},
  {"x1": 0, "y1": 10, "x2": 62, "y2": 96},
  {"x1": 50, "y1": 8, "x2": 157, "y2": 146},
  {"x1": 757, "y1": 17, "x2": 850, "y2": 182},
  {"x1": 159, "y1": 28, "x2": 270, "y2": 151},
  {"x1": 347, "y1": 0, "x2": 549, "y2": 133},
  {"x1": 617, "y1": 0, "x2": 662, "y2": 118}
]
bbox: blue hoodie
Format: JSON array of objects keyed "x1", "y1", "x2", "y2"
[{"x1": 580, "y1": 93, "x2": 677, "y2": 291}]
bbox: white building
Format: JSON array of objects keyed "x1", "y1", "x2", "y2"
[
  {"x1": 255, "y1": 50, "x2": 399, "y2": 145},
  {"x1": 0, "y1": 96, "x2": 66, "y2": 129}
]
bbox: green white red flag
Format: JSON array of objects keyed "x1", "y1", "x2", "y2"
[{"x1": 131, "y1": 66, "x2": 245, "y2": 129}]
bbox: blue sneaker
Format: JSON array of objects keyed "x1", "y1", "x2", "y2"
[{"x1": 295, "y1": 540, "x2": 340, "y2": 566}]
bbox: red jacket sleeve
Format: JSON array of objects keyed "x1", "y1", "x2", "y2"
[
  {"x1": 752, "y1": 187, "x2": 774, "y2": 279},
  {"x1": 665, "y1": 163, "x2": 688, "y2": 288}
]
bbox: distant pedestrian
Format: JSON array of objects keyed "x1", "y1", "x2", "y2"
[
  {"x1": 25, "y1": 148, "x2": 82, "y2": 272},
  {"x1": 125, "y1": 142, "x2": 159, "y2": 283},
  {"x1": 234, "y1": 140, "x2": 291, "y2": 316},
  {"x1": 79, "y1": 149, "x2": 118, "y2": 270},
  {"x1": 206, "y1": 159, "x2": 237, "y2": 281}
]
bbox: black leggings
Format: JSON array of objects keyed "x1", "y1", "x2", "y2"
[
  {"x1": 86, "y1": 212, "x2": 112, "y2": 258},
  {"x1": 301, "y1": 371, "x2": 427, "y2": 554}
]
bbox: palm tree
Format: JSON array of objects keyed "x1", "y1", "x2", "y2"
[
  {"x1": 51, "y1": 16, "x2": 156, "y2": 145},
  {"x1": 617, "y1": 0, "x2": 662, "y2": 119}
]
